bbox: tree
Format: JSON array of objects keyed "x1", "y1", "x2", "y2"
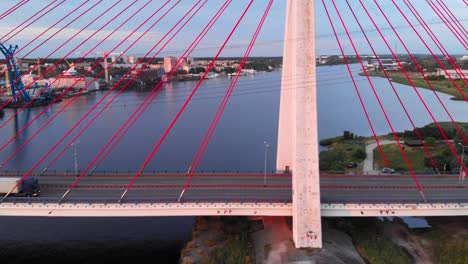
[
  {"x1": 319, "y1": 151, "x2": 345, "y2": 171},
  {"x1": 93, "y1": 63, "x2": 104, "y2": 76},
  {"x1": 425, "y1": 137, "x2": 437, "y2": 147},
  {"x1": 223, "y1": 67, "x2": 235, "y2": 74},
  {"x1": 353, "y1": 149, "x2": 366, "y2": 160},
  {"x1": 195, "y1": 67, "x2": 206, "y2": 74},
  {"x1": 343, "y1": 131, "x2": 354, "y2": 140}
]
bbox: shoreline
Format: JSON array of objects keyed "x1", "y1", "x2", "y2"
[
  {"x1": 179, "y1": 216, "x2": 468, "y2": 263},
  {"x1": 361, "y1": 71, "x2": 468, "y2": 100}
]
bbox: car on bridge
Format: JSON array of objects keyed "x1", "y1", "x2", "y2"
[{"x1": 381, "y1": 167, "x2": 396, "y2": 174}]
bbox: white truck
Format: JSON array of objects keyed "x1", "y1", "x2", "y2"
[{"x1": 0, "y1": 177, "x2": 40, "y2": 197}]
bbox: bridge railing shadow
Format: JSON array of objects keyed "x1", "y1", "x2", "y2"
[
  {"x1": 1, "y1": 196, "x2": 293, "y2": 204},
  {"x1": 0, "y1": 169, "x2": 291, "y2": 176}
]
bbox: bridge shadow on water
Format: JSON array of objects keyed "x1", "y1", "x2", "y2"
[{"x1": 0, "y1": 216, "x2": 195, "y2": 264}]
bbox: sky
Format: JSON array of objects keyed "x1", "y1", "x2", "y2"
[{"x1": 0, "y1": 0, "x2": 466, "y2": 59}]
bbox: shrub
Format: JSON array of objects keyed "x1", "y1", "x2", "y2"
[
  {"x1": 353, "y1": 148, "x2": 366, "y2": 160},
  {"x1": 425, "y1": 137, "x2": 437, "y2": 147},
  {"x1": 319, "y1": 151, "x2": 345, "y2": 171}
]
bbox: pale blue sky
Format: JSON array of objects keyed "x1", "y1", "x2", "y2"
[{"x1": 1, "y1": 0, "x2": 466, "y2": 58}]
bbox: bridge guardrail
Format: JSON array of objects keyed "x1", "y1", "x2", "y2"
[{"x1": 0, "y1": 169, "x2": 290, "y2": 176}]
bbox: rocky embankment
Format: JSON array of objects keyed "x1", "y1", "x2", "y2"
[
  {"x1": 180, "y1": 216, "x2": 468, "y2": 263},
  {"x1": 179, "y1": 216, "x2": 258, "y2": 264}
]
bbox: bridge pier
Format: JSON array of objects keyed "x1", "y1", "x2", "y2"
[{"x1": 277, "y1": 0, "x2": 321, "y2": 248}]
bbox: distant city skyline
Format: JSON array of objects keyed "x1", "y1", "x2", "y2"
[{"x1": 0, "y1": 1, "x2": 466, "y2": 59}]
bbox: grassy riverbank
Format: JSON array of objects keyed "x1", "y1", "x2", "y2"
[
  {"x1": 365, "y1": 71, "x2": 468, "y2": 100},
  {"x1": 373, "y1": 122, "x2": 468, "y2": 172},
  {"x1": 373, "y1": 143, "x2": 438, "y2": 172},
  {"x1": 319, "y1": 133, "x2": 366, "y2": 172},
  {"x1": 320, "y1": 122, "x2": 468, "y2": 173}
]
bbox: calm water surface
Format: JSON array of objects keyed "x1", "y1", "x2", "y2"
[{"x1": 1, "y1": 64, "x2": 467, "y2": 262}]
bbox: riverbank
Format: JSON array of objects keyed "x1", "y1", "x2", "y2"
[
  {"x1": 363, "y1": 71, "x2": 468, "y2": 100},
  {"x1": 319, "y1": 122, "x2": 468, "y2": 174},
  {"x1": 179, "y1": 216, "x2": 366, "y2": 263},
  {"x1": 179, "y1": 216, "x2": 468, "y2": 263}
]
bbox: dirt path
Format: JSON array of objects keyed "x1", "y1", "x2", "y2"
[{"x1": 363, "y1": 140, "x2": 402, "y2": 174}]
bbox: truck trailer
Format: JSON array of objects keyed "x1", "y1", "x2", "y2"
[{"x1": 0, "y1": 177, "x2": 40, "y2": 197}]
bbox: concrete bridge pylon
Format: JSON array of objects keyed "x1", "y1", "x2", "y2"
[{"x1": 276, "y1": 0, "x2": 321, "y2": 248}]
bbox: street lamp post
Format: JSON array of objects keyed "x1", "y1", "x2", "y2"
[
  {"x1": 458, "y1": 143, "x2": 466, "y2": 184},
  {"x1": 71, "y1": 140, "x2": 79, "y2": 176},
  {"x1": 264, "y1": 141, "x2": 269, "y2": 187}
]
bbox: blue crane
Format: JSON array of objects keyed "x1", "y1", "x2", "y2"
[{"x1": 0, "y1": 43, "x2": 31, "y2": 103}]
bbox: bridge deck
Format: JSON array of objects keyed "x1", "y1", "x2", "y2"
[
  {"x1": 1, "y1": 173, "x2": 468, "y2": 217},
  {"x1": 1, "y1": 173, "x2": 467, "y2": 204}
]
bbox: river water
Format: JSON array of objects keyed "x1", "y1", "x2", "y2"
[{"x1": 1, "y1": 64, "x2": 467, "y2": 262}]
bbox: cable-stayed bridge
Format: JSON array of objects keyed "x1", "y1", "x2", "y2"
[{"x1": 0, "y1": 0, "x2": 467, "y2": 248}]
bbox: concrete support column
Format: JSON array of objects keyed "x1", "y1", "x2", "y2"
[{"x1": 276, "y1": 0, "x2": 321, "y2": 248}]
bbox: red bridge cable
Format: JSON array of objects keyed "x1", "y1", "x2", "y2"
[
  {"x1": 11, "y1": 0, "x2": 179, "y2": 188},
  {"x1": 116, "y1": 0, "x2": 254, "y2": 203},
  {"x1": 39, "y1": 0, "x2": 201, "y2": 173},
  {"x1": 434, "y1": 0, "x2": 468, "y2": 39},
  {"x1": 402, "y1": 0, "x2": 468, "y2": 88},
  {"x1": 385, "y1": 0, "x2": 468, "y2": 145},
  {"x1": 35, "y1": 75, "x2": 375, "y2": 119},
  {"x1": 427, "y1": 0, "x2": 468, "y2": 49},
  {"x1": 0, "y1": 0, "x2": 128, "y2": 134},
  {"x1": 392, "y1": 0, "x2": 468, "y2": 99},
  {"x1": 0, "y1": 0, "x2": 95, "y2": 98},
  {"x1": 320, "y1": 2, "x2": 389, "y2": 168},
  {"x1": 57, "y1": 0, "x2": 223, "y2": 202},
  {"x1": 429, "y1": 0, "x2": 468, "y2": 48},
  {"x1": 88, "y1": 1, "x2": 234, "y2": 174},
  {"x1": 0, "y1": 0, "x2": 65, "y2": 43},
  {"x1": 187, "y1": 1, "x2": 273, "y2": 189},
  {"x1": 0, "y1": 0, "x2": 173, "y2": 201},
  {"x1": 358, "y1": 0, "x2": 468, "y2": 177},
  {"x1": 48, "y1": 69, "x2": 382, "y2": 113},
  {"x1": 328, "y1": 0, "x2": 425, "y2": 196},
  {"x1": 180, "y1": 0, "x2": 274, "y2": 200},
  {"x1": 11, "y1": 0, "x2": 97, "y2": 67},
  {"x1": 0, "y1": 0, "x2": 31, "y2": 21},
  {"x1": 343, "y1": 0, "x2": 439, "y2": 172},
  {"x1": 79, "y1": 0, "x2": 225, "y2": 176},
  {"x1": 0, "y1": 0, "x2": 126, "y2": 114},
  {"x1": 0, "y1": 0, "x2": 63, "y2": 83},
  {"x1": 0, "y1": 0, "x2": 159, "y2": 168}
]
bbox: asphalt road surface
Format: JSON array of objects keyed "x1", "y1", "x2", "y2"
[{"x1": 2, "y1": 173, "x2": 468, "y2": 203}]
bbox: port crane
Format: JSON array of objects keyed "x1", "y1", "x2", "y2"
[
  {"x1": 0, "y1": 43, "x2": 31, "y2": 103},
  {"x1": 64, "y1": 58, "x2": 78, "y2": 75},
  {"x1": 0, "y1": 43, "x2": 56, "y2": 107}
]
